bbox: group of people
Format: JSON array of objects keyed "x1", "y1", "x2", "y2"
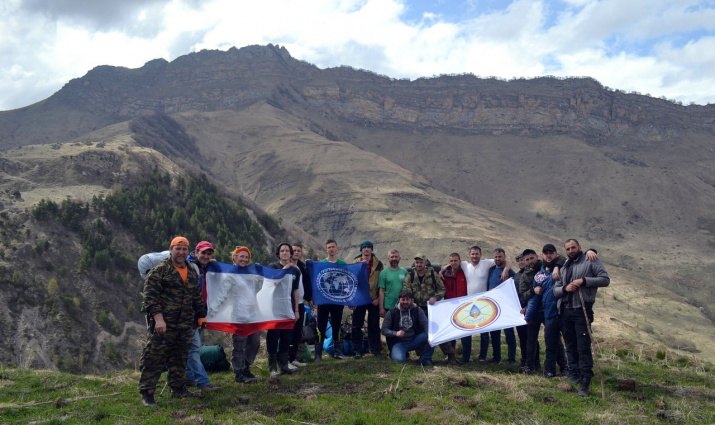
[{"x1": 137, "y1": 236, "x2": 610, "y2": 407}]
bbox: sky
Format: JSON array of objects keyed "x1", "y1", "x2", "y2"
[{"x1": 1, "y1": 0, "x2": 715, "y2": 111}]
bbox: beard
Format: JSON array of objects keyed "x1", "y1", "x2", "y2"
[
  {"x1": 567, "y1": 250, "x2": 582, "y2": 260},
  {"x1": 390, "y1": 260, "x2": 399, "y2": 268}
]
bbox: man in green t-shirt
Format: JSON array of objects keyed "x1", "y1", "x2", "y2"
[{"x1": 379, "y1": 249, "x2": 407, "y2": 317}]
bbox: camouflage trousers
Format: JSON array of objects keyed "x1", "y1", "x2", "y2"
[{"x1": 138, "y1": 325, "x2": 193, "y2": 393}]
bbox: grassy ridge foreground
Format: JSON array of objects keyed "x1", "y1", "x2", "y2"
[{"x1": 0, "y1": 342, "x2": 713, "y2": 425}]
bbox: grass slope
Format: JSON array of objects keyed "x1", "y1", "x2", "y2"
[{"x1": 1, "y1": 341, "x2": 713, "y2": 425}]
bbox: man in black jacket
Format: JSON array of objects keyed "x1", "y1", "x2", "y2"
[
  {"x1": 289, "y1": 243, "x2": 313, "y2": 368},
  {"x1": 553, "y1": 239, "x2": 610, "y2": 397},
  {"x1": 381, "y1": 290, "x2": 434, "y2": 366}
]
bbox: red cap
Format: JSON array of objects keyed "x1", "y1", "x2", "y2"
[{"x1": 195, "y1": 241, "x2": 214, "y2": 252}]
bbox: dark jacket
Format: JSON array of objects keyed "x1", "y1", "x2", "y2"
[
  {"x1": 296, "y1": 259, "x2": 313, "y2": 303},
  {"x1": 487, "y1": 265, "x2": 516, "y2": 290},
  {"x1": 352, "y1": 254, "x2": 384, "y2": 301},
  {"x1": 525, "y1": 264, "x2": 560, "y2": 320},
  {"x1": 143, "y1": 257, "x2": 206, "y2": 328},
  {"x1": 553, "y1": 252, "x2": 610, "y2": 309},
  {"x1": 382, "y1": 304, "x2": 428, "y2": 339}
]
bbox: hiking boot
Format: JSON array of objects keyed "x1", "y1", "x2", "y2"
[
  {"x1": 446, "y1": 354, "x2": 462, "y2": 365},
  {"x1": 478, "y1": 357, "x2": 487, "y2": 363},
  {"x1": 199, "y1": 384, "x2": 221, "y2": 392},
  {"x1": 354, "y1": 351, "x2": 363, "y2": 359},
  {"x1": 371, "y1": 351, "x2": 385, "y2": 359},
  {"x1": 291, "y1": 359, "x2": 307, "y2": 367},
  {"x1": 170, "y1": 387, "x2": 198, "y2": 398},
  {"x1": 244, "y1": 367, "x2": 256, "y2": 379},
  {"x1": 569, "y1": 373, "x2": 581, "y2": 384},
  {"x1": 235, "y1": 374, "x2": 255, "y2": 384},
  {"x1": 507, "y1": 360, "x2": 517, "y2": 366},
  {"x1": 279, "y1": 353, "x2": 296, "y2": 375},
  {"x1": 486, "y1": 358, "x2": 502, "y2": 365},
  {"x1": 420, "y1": 360, "x2": 434, "y2": 367},
  {"x1": 332, "y1": 343, "x2": 347, "y2": 360},
  {"x1": 578, "y1": 377, "x2": 591, "y2": 397},
  {"x1": 543, "y1": 372, "x2": 556, "y2": 379},
  {"x1": 314, "y1": 344, "x2": 323, "y2": 362},
  {"x1": 140, "y1": 391, "x2": 157, "y2": 407}
]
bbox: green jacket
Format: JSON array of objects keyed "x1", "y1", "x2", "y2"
[
  {"x1": 403, "y1": 267, "x2": 445, "y2": 307},
  {"x1": 143, "y1": 257, "x2": 206, "y2": 328}
]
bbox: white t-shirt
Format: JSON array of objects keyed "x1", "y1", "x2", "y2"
[{"x1": 461, "y1": 259, "x2": 496, "y2": 295}]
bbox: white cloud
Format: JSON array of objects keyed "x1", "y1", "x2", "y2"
[{"x1": 1, "y1": 0, "x2": 714, "y2": 111}]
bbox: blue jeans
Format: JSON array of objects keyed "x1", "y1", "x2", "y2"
[
  {"x1": 185, "y1": 328, "x2": 211, "y2": 388},
  {"x1": 390, "y1": 333, "x2": 434, "y2": 363}
]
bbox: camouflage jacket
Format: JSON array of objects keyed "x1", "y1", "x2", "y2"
[
  {"x1": 403, "y1": 267, "x2": 445, "y2": 307},
  {"x1": 143, "y1": 257, "x2": 206, "y2": 328}
]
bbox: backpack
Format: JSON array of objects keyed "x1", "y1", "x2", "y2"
[
  {"x1": 408, "y1": 267, "x2": 438, "y2": 293},
  {"x1": 200, "y1": 344, "x2": 231, "y2": 372}
]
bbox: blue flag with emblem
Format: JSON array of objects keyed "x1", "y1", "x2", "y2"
[{"x1": 306, "y1": 260, "x2": 371, "y2": 306}]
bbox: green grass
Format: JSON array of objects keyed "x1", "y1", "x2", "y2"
[{"x1": 0, "y1": 344, "x2": 713, "y2": 425}]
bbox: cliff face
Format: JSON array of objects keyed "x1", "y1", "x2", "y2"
[{"x1": 1, "y1": 44, "x2": 712, "y2": 150}]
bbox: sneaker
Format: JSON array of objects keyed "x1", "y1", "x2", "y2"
[
  {"x1": 287, "y1": 362, "x2": 298, "y2": 371},
  {"x1": 543, "y1": 372, "x2": 555, "y2": 379},
  {"x1": 141, "y1": 392, "x2": 157, "y2": 407},
  {"x1": 170, "y1": 388, "x2": 198, "y2": 398},
  {"x1": 290, "y1": 360, "x2": 307, "y2": 367},
  {"x1": 354, "y1": 352, "x2": 363, "y2": 359},
  {"x1": 478, "y1": 357, "x2": 487, "y2": 363},
  {"x1": 199, "y1": 384, "x2": 221, "y2": 392}
]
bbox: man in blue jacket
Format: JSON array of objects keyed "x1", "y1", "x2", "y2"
[
  {"x1": 481, "y1": 248, "x2": 516, "y2": 365},
  {"x1": 524, "y1": 244, "x2": 568, "y2": 378}
]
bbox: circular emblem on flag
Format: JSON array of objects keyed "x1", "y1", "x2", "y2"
[
  {"x1": 316, "y1": 268, "x2": 358, "y2": 303},
  {"x1": 450, "y1": 297, "x2": 500, "y2": 330}
]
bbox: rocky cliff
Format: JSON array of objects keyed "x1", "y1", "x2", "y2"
[{"x1": 1, "y1": 44, "x2": 712, "y2": 151}]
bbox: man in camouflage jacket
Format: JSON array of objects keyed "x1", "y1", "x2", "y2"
[
  {"x1": 402, "y1": 254, "x2": 458, "y2": 364},
  {"x1": 138, "y1": 236, "x2": 207, "y2": 407}
]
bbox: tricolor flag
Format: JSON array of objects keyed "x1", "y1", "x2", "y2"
[
  {"x1": 427, "y1": 278, "x2": 526, "y2": 346},
  {"x1": 306, "y1": 260, "x2": 372, "y2": 306},
  {"x1": 204, "y1": 262, "x2": 296, "y2": 335}
]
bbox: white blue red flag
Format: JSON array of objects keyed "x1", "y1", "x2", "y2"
[
  {"x1": 427, "y1": 278, "x2": 526, "y2": 346},
  {"x1": 306, "y1": 260, "x2": 372, "y2": 306},
  {"x1": 204, "y1": 262, "x2": 296, "y2": 335}
]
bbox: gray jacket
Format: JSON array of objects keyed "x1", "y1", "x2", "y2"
[{"x1": 553, "y1": 252, "x2": 610, "y2": 309}]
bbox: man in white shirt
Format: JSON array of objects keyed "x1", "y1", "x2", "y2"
[{"x1": 443, "y1": 245, "x2": 511, "y2": 362}]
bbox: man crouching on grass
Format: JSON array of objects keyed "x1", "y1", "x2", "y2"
[{"x1": 381, "y1": 290, "x2": 435, "y2": 366}]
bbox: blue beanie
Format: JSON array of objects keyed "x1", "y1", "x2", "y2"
[{"x1": 360, "y1": 240, "x2": 374, "y2": 251}]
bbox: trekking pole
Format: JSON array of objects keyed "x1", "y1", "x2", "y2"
[{"x1": 578, "y1": 289, "x2": 605, "y2": 400}]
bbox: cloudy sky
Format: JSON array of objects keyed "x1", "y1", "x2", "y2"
[{"x1": 2, "y1": 0, "x2": 714, "y2": 111}]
